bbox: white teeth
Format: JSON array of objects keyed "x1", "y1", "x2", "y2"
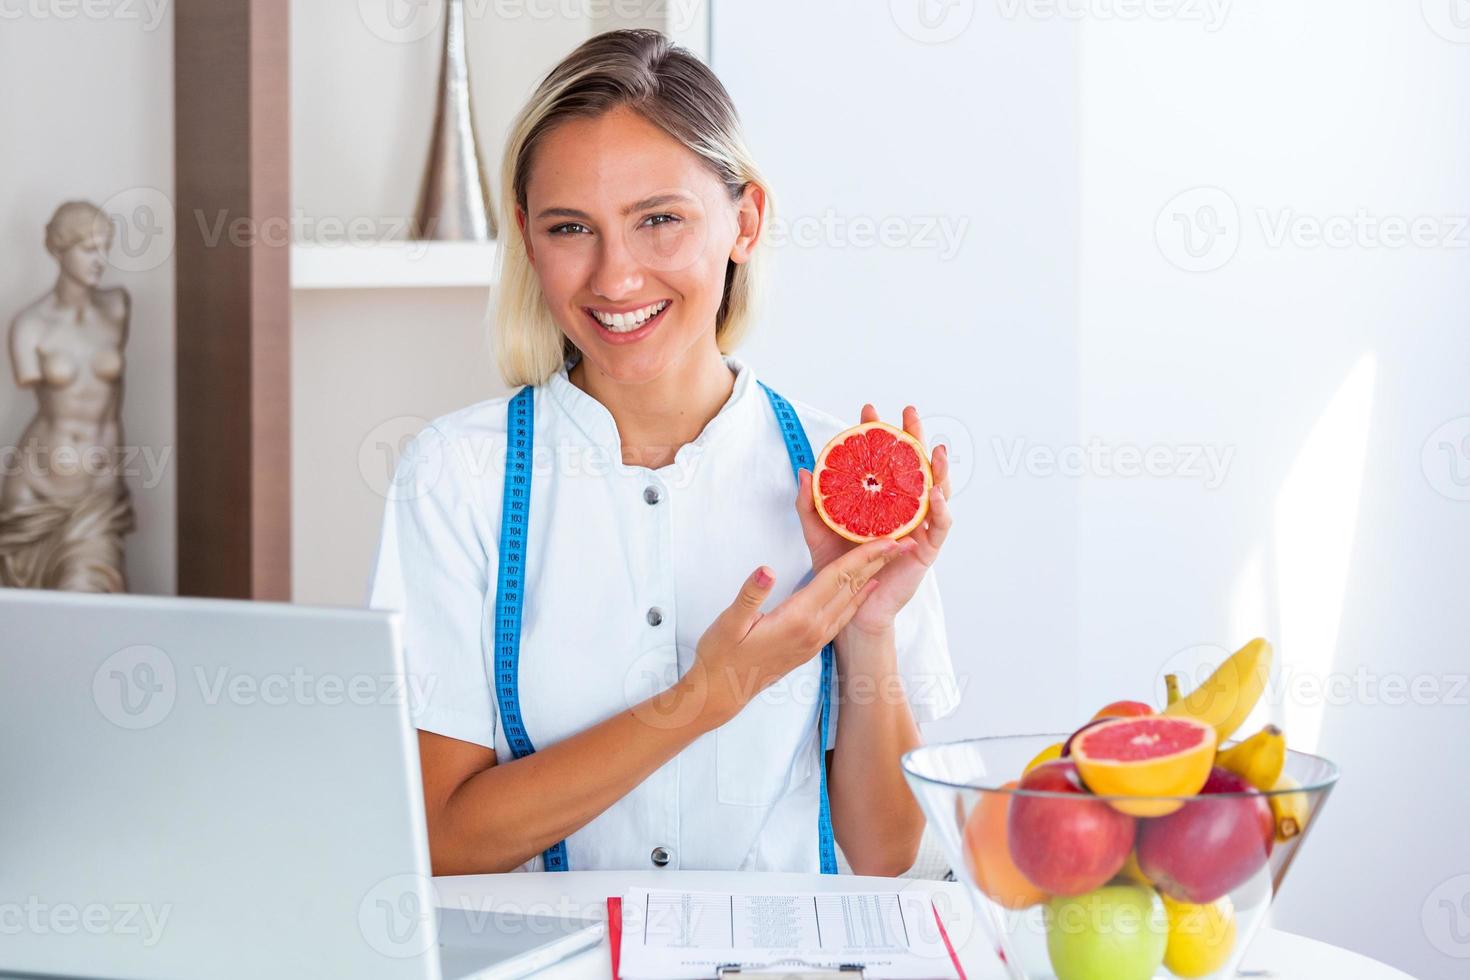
[{"x1": 591, "y1": 300, "x2": 668, "y2": 333}]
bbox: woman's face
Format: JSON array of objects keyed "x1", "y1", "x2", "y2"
[
  {"x1": 58, "y1": 232, "x2": 110, "y2": 288},
  {"x1": 518, "y1": 105, "x2": 764, "y2": 386}
]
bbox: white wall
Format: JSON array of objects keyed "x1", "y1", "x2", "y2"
[
  {"x1": 719, "y1": 2, "x2": 1470, "y2": 977},
  {"x1": 0, "y1": 7, "x2": 175, "y2": 596},
  {"x1": 1077, "y1": 3, "x2": 1470, "y2": 977},
  {"x1": 713, "y1": 2, "x2": 1083, "y2": 740},
  {"x1": 289, "y1": 4, "x2": 607, "y2": 605}
]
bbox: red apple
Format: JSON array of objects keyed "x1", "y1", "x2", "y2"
[
  {"x1": 1007, "y1": 761, "x2": 1136, "y2": 897},
  {"x1": 1090, "y1": 699, "x2": 1154, "y2": 721},
  {"x1": 1137, "y1": 766, "x2": 1275, "y2": 904}
]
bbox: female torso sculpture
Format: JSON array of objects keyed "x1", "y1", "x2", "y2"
[{"x1": 2, "y1": 201, "x2": 134, "y2": 591}]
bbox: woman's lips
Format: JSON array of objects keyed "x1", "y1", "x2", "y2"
[{"x1": 583, "y1": 301, "x2": 670, "y2": 345}]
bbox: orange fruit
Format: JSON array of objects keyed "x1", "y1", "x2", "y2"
[
  {"x1": 1090, "y1": 699, "x2": 1155, "y2": 721},
  {"x1": 962, "y1": 781, "x2": 1048, "y2": 909},
  {"x1": 812, "y1": 422, "x2": 932, "y2": 542},
  {"x1": 1072, "y1": 716, "x2": 1218, "y2": 818}
]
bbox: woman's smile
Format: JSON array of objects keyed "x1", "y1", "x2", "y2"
[{"x1": 582, "y1": 298, "x2": 672, "y2": 344}]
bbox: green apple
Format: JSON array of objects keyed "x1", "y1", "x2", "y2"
[{"x1": 1045, "y1": 884, "x2": 1167, "y2": 980}]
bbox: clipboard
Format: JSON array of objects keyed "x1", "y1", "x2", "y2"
[
  {"x1": 716, "y1": 962, "x2": 867, "y2": 978},
  {"x1": 605, "y1": 897, "x2": 967, "y2": 980}
]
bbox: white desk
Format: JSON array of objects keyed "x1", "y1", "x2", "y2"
[{"x1": 435, "y1": 871, "x2": 1411, "y2": 980}]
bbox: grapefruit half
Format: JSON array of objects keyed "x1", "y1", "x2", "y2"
[
  {"x1": 1072, "y1": 716, "x2": 1218, "y2": 817},
  {"x1": 812, "y1": 421, "x2": 933, "y2": 543}
]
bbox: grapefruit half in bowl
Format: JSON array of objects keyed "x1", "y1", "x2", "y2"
[
  {"x1": 1072, "y1": 716, "x2": 1218, "y2": 817},
  {"x1": 812, "y1": 421, "x2": 933, "y2": 543}
]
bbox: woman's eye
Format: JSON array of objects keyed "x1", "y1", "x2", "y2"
[
  {"x1": 643, "y1": 213, "x2": 680, "y2": 228},
  {"x1": 549, "y1": 222, "x2": 590, "y2": 236}
]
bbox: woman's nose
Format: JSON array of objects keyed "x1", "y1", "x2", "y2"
[{"x1": 589, "y1": 233, "x2": 645, "y2": 300}]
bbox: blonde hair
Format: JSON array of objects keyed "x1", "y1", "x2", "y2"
[{"x1": 494, "y1": 29, "x2": 773, "y2": 387}]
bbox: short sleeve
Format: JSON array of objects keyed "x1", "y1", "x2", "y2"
[
  {"x1": 825, "y1": 567, "x2": 961, "y2": 749},
  {"x1": 365, "y1": 424, "x2": 498, "y2": 749}
]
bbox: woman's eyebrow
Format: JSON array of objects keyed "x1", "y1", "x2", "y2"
[{"x1": 535, "y1": 192, "x2": 694, "y2": 221}]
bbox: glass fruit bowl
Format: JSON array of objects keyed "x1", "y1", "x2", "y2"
[{"x1": 901, "y1": 735, "x2": 1339, "y2": 980}]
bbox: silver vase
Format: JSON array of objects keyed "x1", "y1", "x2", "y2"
[{"x1": 412, "y1": 0, "x2": 497, "y2": 241}]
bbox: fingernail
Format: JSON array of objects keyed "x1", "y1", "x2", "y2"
[{"x1": 755, "y1": 567, "x2": 773, "y2": 587}]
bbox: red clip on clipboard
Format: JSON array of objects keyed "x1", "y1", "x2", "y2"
[{"x1": 605, "y1": 896, "x2": 967, "y2": 980}]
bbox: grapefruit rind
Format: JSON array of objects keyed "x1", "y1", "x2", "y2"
[
  {"x1": 812, "y1": 421, "x2": 934, "y2": 543},
  {"x1": 1072, "y1": 716, "x2": 1218, "y2": 817}
]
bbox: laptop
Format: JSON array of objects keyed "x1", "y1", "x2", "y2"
[{"x1": 0, "y1": 588, "x2": 604, "y2": 980}]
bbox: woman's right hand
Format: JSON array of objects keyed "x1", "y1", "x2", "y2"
[{"x1": 688, "y1": 538, "x2": 914, "y2": 728}]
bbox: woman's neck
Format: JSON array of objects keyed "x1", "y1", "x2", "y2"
[
  {"x1": 54, "y1": 274, "x2": 91, "y2": 315},
  {"x1": 569, "y1": 340, "x2": 736, "y2": 470}
]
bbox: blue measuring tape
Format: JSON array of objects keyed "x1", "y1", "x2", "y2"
[
  {"x1": 492, "y1": 382, "x2": 839, "y2": 874},
  {"x1": 757, "y1": 381, "x2": 840, "y2": 876},
  {"x1": 491, "y1": 387, "x2": 568, "y2": 871}
]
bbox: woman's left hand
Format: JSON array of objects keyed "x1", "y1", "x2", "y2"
[{"x1": 795, "y1": 404, "x2": 953, "y2": 638}]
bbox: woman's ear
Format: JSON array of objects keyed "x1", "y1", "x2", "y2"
[{"x1": 728, "y1": 182, "x2": 766, "y2": 265}]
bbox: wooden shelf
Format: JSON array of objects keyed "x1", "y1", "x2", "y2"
[{"x1": 291, "y1": 240, "x2": 499, "y2": 290}]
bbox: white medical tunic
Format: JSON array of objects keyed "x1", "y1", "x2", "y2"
[{"x1": 366, "y1": 354, "x2": 960, "y2": 873}]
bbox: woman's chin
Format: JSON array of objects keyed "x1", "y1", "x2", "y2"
[{"x1": 579, "y1": 349, "x2": 668, "y2": 387}]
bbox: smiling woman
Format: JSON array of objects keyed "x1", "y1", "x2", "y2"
[
  {"x1": 366, "y1": 28, "x2": 961, "y2": 879},
  {"x1": 494, "y1": 31, "x2": 767, "y2": 398}
]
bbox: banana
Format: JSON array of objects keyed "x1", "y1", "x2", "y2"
[
  {"x1": 1163, "y1": 638, "x2": 1273, "y2": 741},
  {"x1": 1215, "y1": 725, "x2": 1287, "y2": 791},
  {"x1": 1165, "y1": 673, "x2": 1183, "y2": 707},
  {"x1": 1269, "y1": 774, "x2": 1310, "y2": 842},
  {"x1": 1024, "y1": 742, "x2": 1065, "y2": 774}
]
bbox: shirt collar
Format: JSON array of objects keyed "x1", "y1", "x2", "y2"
[{"x1": 544, "y1": 351, "x2": 761, "y2": 466}]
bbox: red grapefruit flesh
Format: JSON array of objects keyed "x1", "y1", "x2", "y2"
[
  {"x1": 812, "y1": 421, "x2": 933, "y2": 543},
  {"x1": 1072, "y1": 716, "x2": 1218, "y2": 818}
]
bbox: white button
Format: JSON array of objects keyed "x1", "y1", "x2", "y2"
[
  {"x1": 650, "y1": 846, "x2": 672, "y2": 867},
  {"x1": 646, "y1": 607, "x2": 663, "y2": 626},
  {"x1": 643, "y1": 485, "x2": 661, "y2": 505}
]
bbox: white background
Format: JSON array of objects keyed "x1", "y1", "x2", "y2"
[{"x1": 716, "y1": 2, "x2": 1470, "y2": 978}]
